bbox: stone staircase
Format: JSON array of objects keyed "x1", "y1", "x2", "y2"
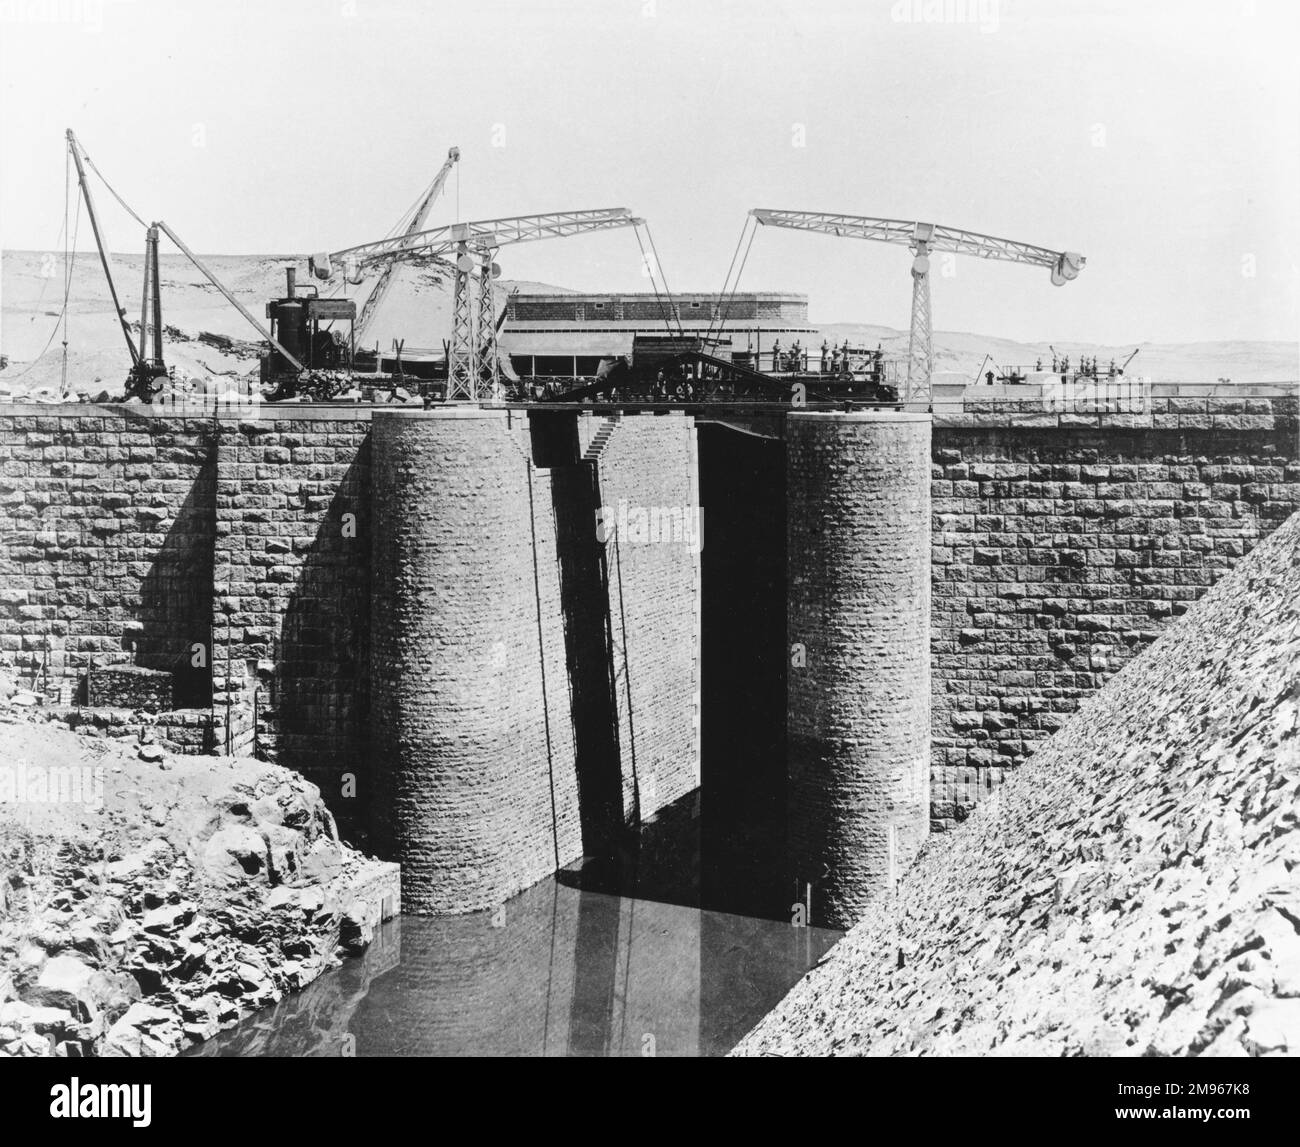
[{"x1": 581, "y1": 412, "x2": 623, "y2": 462}]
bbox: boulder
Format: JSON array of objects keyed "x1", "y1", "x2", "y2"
[
  {"x1": 83, "y1": 970, "x2": 141, "y2": 1028},
  {"x1": 300, "y1": 837, "x2": 342, "y2": 882},
  {"x1": 100, "y1": 1002, "x2": 184, "y2": 1058},
  {"x1": 141, "y1": 901, "x2": 196, "y2": 936},
  {"x1": 200, "y1": 824, "x2": 268, "y2": 885},
  {"x1": 338, "y1": 899, "x2": 376, "y2": 954},
  {"x1": 26, "y1": 953, "x2": 94, "y2": 1015},
  {"x1": 1244, "y1": 998, "x2": 1300, "y2": 1055}
]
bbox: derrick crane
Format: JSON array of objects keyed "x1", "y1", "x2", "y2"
[
  {"x1": 354, "y1": 146, "x2": 460, "y2": 347},
  {"x1": 310, "y1": 207, "x2": 643, "y2": 401},
  {"x1": 66, "y1": 130, "x2": 171, "y2": 399},
  {"x1": 750, "y1": 209, "x2": 1085, "y2": 403}
]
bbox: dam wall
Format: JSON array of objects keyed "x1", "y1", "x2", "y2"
[
  {"x1": 0, "y1": 393, "x2": 1296, "y2": 913},
  {"x1": 928, "y1": 395, "x2": 1300, "y2": 829},
  {"x1": 0, "y1": 404, "x2": 702, "y2": 912}
]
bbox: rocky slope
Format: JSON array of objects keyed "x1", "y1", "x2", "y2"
[
  {"x1": 735, "y1": 510, "x2": 1300, "y2": 1057},
  {"x1": 0, "y1": 713, "x2": 397, "y2": 1056}
]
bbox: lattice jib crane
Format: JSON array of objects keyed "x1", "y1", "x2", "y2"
[
  {"x1": 353, "y1": 147, "x2": 460, "y2": 348},
  {"x1": 310, "y1": 208, "x2": 643, "y2": 401},
  {"x1": 750, "y1": 209, "x2": 1085, "y2": 403}
]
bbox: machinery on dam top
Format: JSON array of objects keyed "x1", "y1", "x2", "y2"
[
  {"x1": 746, "y1": 209, "x2": 1086, "y2": 403},
  {"x1": 50, "y1": 130, "x2": 1087, "y2": 413},
  {"x1": 299, "y1": 207, "x2": 648, "y2": 402}
]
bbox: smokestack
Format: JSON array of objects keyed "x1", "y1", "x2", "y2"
[{"x1": 286, "y1": 266, "x2": 296, "y2": 299}]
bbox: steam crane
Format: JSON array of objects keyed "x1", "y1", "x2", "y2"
[
  {"x1": 306, "y1": 208, "x2": 643, "y2": 401},
  {"x1": 749, "y1": 209, "x2": 1085, "y2": 403},
  {"x1": 353, "y1": 146, "x2": 460, "y2": 348}
]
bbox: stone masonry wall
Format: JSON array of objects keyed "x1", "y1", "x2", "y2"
[
  {"x1": 0, "y1": 405, "x2": 702, "y2": 886},
  {"x1": 0, "y1": 408, "x2": 214, "y2": 704},
  {"x1": 928, "y1": 395, "x2": 1300, "y2": 831},
  {"x1": 212, "y1": 410, "x2": 372, "y2": 827},
  {"x1": 4, "y1": 395, "x2": 1297, "y2": 876},
  {"x1": 594, "y1": 412, "x2": 702, "y2": 824}
]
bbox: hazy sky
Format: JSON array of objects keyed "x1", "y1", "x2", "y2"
[{"x1": 2, "y1": 0, "x2": 1297, "y2": 344}]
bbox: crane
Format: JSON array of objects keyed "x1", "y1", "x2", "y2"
[
  {"x1": 749, "y1": 209, "x2": 1085, "y2": 403},
  {"x1": 309, "y1": 207, "x2": 643, "y2": 401},
  {"x1": 353, "y1": 146, "x2": 459, "y2": 348},
  {"x1": 65, "y1": 130, "x2": 172, "y2": 399}
]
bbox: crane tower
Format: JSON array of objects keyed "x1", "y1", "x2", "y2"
[{"x1": 750, "y1": 209, "x2": 1085, "y2": 403}]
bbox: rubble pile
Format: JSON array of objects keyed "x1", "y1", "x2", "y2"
[
  {"x1": 0, "y1": 714, "x2": 397, "y2": 1057},
  {"x1": 736, "y1": 510, "x2": 1300, "y2": 1057}
]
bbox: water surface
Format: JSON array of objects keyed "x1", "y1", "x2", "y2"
[{"x1": 192, "y1": 878, "x2": 838, "y2": 1057}]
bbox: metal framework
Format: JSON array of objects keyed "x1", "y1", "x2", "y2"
[
  {"x1": 354, "y1": 146, "x2": 459, "y2": 346},
  {"x1": 474, "y1": 249, "x2": 500, "y2": 399},
  {"x1": 323, "y1": 208, "x2": 639, "y2": 272},
  {"x1": 315, "y1": 208, "x2": 641, "y2": 402},
  {"x1": 447, "y1": 242, "x2": 475, "y2": 401},
  {"x1": 751, "y1": 208, "x2": 1085, "y2": 403}
]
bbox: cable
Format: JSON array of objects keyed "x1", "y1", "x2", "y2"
[
  {"x1": 633, "y1": 224, "x2": 677, "y2": 339},
  {"x1": 62, "y1": 147, "x2": 72, "y2": 392},
  {"x1": 713, "y1": 214, "x2": 758, "y2": 353},
  {"x1": 10, "y1": 192, "x2": 81, "y2": 384},
  {"x1": 380, "y1": 184, "x2": 429, "y2": 244},
  {"x1": 642, "y1": 222, "x2": 683, "y2": 338},
  {"x1": 25, "y1": 153, "x2": 70, "y2": 325},
  {"x1": 706, "y1": 216, "x2": 749, "y2": 345},
  {"x1": 80, "y1": 146, "x2": 148, "y2": 229}
]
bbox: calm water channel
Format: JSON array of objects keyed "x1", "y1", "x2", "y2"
[{"x1": 192, "y1": 791, "x2": 840, "y2": 1057}]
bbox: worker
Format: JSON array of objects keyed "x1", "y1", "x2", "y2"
[
  {"x1": 1035, "y1": 357, "x2": 1043, "y2": 372},
  {"x1": 771, "y1": 339, "x2": 782, "y2": 372},
  {"x1": 820, "y1": 339, "x2": 830, "y2": 373},
  {"x1": 985, "y1": 370, "x2": 995, "y2": 386}
]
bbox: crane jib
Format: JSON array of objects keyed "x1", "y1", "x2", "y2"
[
  {"x1": 751, "y1": 208, "x2": 1084, "y2": 272},
  {"x1": 321, "y1": 208, "x2": 636, "y2": 268}
]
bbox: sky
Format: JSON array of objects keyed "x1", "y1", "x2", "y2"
[{"x1": 1, "y1": 0, "x2": 1297, "y2": 345}]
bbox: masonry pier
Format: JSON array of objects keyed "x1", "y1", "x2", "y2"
[{"x1": 786, "y1": 412, "x2": 931, "y2": 927}]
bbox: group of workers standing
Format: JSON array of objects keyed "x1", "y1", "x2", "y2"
[{"x1": 768, "y1": 338, "x2": 885, "y2": 376}]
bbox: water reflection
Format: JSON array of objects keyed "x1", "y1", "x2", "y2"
[{"x1": 190, "y1": 878, "x2": 837, "y2": 1058}]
